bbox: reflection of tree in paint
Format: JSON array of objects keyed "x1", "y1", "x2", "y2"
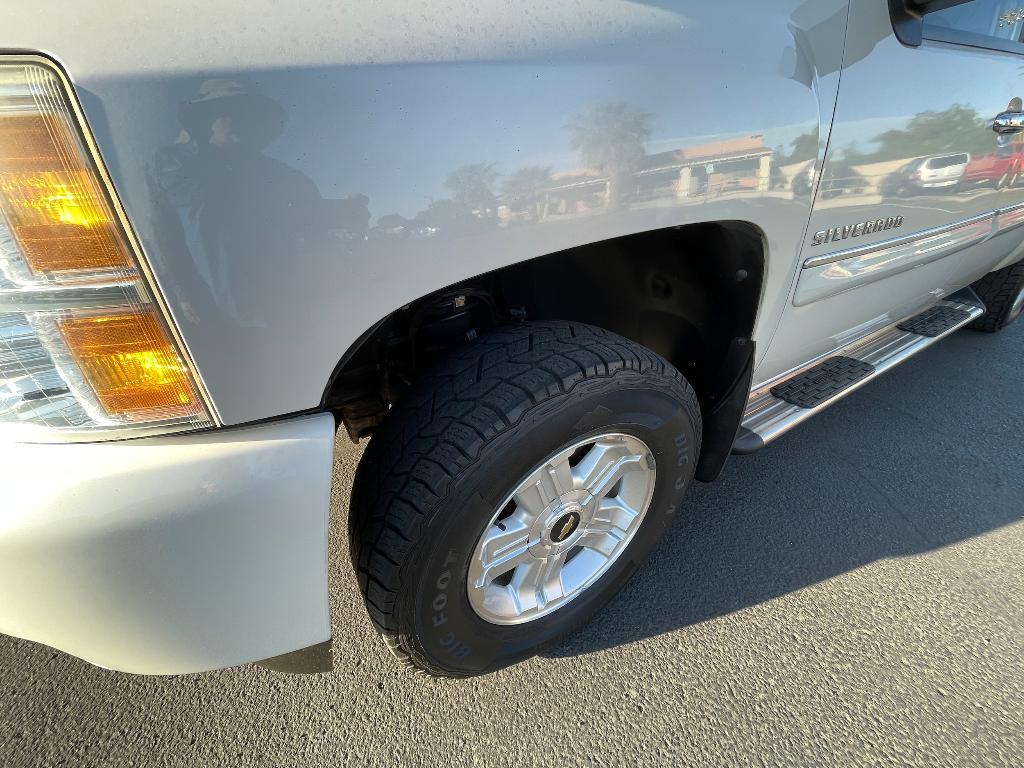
[
  {"x1": 566, "y1": 102, "x2": 653, "y2": 209},
  {"x1": 445, "y1": 163, "x2": 500, "y2": 214},
  {"x1": 819, "y1": 104, "x2": 1012, "y2": 198},
  {"x1": 774, "y1": 130, "x2": 819, "y2": 166},
  {"x1": 371, "y1": 167, "x2": 504, "y2": 240},
  {"x1": 417, "y1": 199, "x2": 470, "y2": 229},
  {"x1": 844, "y1": 105, "x2": 994, "y2": 164},
  {"x1": 500, "y1": 166, "x2": 553, "y2": 220}
]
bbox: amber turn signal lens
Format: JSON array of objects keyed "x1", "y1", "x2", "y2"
[
  {"x1": 0, "y1": 105, "x2": 133, "y2": 275},
  {"x1": 0, "y1": 60, "x2": 214, "y2": 439},
  {"x1": 58, "y1": 312, "x2": 202, "y2": 420}
]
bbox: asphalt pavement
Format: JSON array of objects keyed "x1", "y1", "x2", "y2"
[{"x1": 1, "y1": 324, "x2": 1022, "y2": 768}]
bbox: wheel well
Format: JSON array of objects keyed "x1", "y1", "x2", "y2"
[{"x1": 325, "y1": 221, "x2": 764, "y2": 447}]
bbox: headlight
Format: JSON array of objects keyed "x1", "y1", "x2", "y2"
[{"x1": 0, "y1": 57, "x2": 216, "y2": 441}]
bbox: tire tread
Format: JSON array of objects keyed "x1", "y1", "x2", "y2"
[
  {"x1": 349, "y1": 321, "x2": 699, "y2": 677},
  {"x1": 970, "y1": 261, "x2": 1024, "y2": 332}
]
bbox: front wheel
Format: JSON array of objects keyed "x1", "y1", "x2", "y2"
[
  {"x1": 970, "y1": 261, "x2": 1024, "y2": 332},
  {"x1": 349, "y1": 321, "x2": 701, "y2": 676}
]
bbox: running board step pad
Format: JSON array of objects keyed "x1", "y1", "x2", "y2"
[
  {"x1": 770, "y1": 357, "x2": 875, "y2": 409},
  {"x1": 734, "y1": 288, "x2": 985, "y2": 454},
  {"x1": 896, "y1": 305, "x2": 971, "y2": 337}
]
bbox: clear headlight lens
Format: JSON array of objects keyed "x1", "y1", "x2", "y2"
[{"x1": 0, "y1": 58, "x2": 215, "y2": 441}]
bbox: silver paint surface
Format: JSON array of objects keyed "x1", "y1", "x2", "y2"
[
  {"x1": 2, "y1": 0, "x2": 848, "y2": 424},
  {"x1": 3, "y1": 0, "x2": 1020, "y2": 421}
]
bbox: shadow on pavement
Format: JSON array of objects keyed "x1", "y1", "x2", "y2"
[{"x1": 546, "y1": 326, "x2": 1024, "y2": 659}]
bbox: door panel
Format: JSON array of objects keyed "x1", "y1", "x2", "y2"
[
  {"x1": 959, "y1": 2, "x2": 1024, "y2": 272},
  {"x1": 758, "y1": 0, "x2": 1024, "y2": 384}
]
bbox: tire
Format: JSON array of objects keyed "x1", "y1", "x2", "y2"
[
  {"x1": 969, "y1": 261, "x2": 1024, "y2": 333},
  {"x1": 349, "y1": 321, "x2": 701, "y2": 677}
]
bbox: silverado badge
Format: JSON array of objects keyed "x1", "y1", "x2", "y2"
[{"x1": 811, "y1": 215, "x2": 904, "y2": 246}]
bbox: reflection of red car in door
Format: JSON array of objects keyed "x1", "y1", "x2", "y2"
[{"x1": 962, "y1": 141, "x2": 1024, "y2": 188}]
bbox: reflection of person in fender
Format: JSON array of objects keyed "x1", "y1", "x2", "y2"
[{"x1": 148, "y1": 78, "x2": 369, "y2": 325}]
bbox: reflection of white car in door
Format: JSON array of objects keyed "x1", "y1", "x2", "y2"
[{"x1": 884, "y1": 153, "x2": 971, "y2": 195}]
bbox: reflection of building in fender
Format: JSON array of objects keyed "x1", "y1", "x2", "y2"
[
  {"x1": 517, "y1": 135, "x2": 774, "y2": 220},
  {"x1": 659, "y1": 135, "x2": 774, "y2": 199}
]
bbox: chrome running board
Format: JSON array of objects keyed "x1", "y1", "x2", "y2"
[{"x1": 733, "y1": 288, "x2": 985, "y2": 453}]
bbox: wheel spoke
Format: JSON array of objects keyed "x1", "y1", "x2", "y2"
[
  {"x1": 588, "y1": 497, "x2": 641, "y2": 537},
  {"x1": 543, "y1": 456, "x2": 574, "y2": 500},
  {"x1": 539, "y1": 551, "x2": 568, "y2": 607},
  {"x1": 469, "y1": 518, "x2": 532, "y2": 588},
  {"x1": 577, "y1": 530, "x2": 619, "y2": 558},
  {"x1": 511, "y1": 551, "x2": 567, "y2": 612},
  {"x1": 509, "y1": 558, "x2": 543, "y2": 614},
  {"x1": 512, "y1": 483, "x2": 549, "y2": 522},
  {"x1": 573, "y1": 441, "x2": 646, "y2": 500},
  {"x1": 516, "y1": 455, "x2": 574, "y2": 514},
  {"x1": 571, "y1": 440, "x2": 628, "y2": 491}
]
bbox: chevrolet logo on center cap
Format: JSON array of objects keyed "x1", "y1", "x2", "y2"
[{"x1": 550, "y1": 510, "x2": 581, "y2": 543}]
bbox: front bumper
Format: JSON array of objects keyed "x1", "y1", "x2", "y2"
[{"x1": 0, "y1": 413, "x2": 335, "y2": 674}]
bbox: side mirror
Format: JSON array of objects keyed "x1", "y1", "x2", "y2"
[{"x1": 889, "y1": 0, "x2": 975, "y2": 46}]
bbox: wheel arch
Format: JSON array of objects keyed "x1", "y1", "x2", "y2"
[{"x1": 324, "y1": 220, "x2": 766, "y2": 479}]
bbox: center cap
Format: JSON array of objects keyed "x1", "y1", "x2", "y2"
[{"x1": 550, "y1": 508, "x2": 582, "y2": 543}]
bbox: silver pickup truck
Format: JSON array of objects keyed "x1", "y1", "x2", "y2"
[{"x1": 1, "y1": 0, "x2": 1022, "y2": 678}]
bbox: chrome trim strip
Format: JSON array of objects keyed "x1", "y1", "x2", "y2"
[
  {"x1": 803, "y1": 212, "x2": 995, "y2": 269},
  {"x1": 795, "y1": 215, "x2": 993, "y2": 307},
  {"x1": 740, "y1": 290, "x2": 985, "y2": 448},
  {"x1": 994, "y1": 201, "x2": 1024, "y2": 235}
]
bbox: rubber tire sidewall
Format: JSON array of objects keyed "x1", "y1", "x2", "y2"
[{"x1": 394, "y1": 370, "x2": 699, "y2": 676}]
